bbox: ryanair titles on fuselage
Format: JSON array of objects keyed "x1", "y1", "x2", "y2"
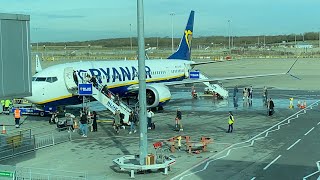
[{"x1": 77, "y1": 66, "x2": 152, "y2": 83}]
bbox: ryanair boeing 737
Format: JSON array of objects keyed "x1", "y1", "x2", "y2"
[{"x1": 25, "y1": 11, "x2": 293, "y2": 122}]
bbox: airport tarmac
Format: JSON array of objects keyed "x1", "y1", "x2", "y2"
[{"x1": 0, "y1": 58, "x2": 319, "y2": 179}]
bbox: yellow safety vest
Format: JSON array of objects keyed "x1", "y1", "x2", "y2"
[
  {"x1": 228, "y1": 115, "x2": 234, "y2": 125},
  {"x1": 4, "y1": 100, "x2": 10, "y2": 107},
  {"x1": 1, "y1": 100, "x2": 4, "y2": 106}
]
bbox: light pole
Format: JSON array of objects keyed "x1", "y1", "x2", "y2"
[
  {"x1": 88, "y1": 44, "x2": 91, "y2": 57},
  {"x1": 137, "y1": 0, "x2": 148, "y2": 166},
  {"x1": 228, "y1": 20, "x2": 231, "y2": 54},
  {"x1": 130, "y1": 24, "x2": 133, "y2": 51},
  {"x1": 33, "y1": 28, "x2": 40, "y2": 52},
  {"x1": 318, "y1": 30, "x2": 320, "y2": 48},
  {"x1": 156, "y1": 37, "x2": 159, "y2": 49},
  {"x1": 170, "y1": 12, "x2": 175, "y2": 53}
]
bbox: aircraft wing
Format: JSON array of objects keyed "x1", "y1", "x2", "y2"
[
  {"x1": 190, "y1": 60, "x2": 226, "y2": 67},
  {"x1": 164, "y1": 58, "x2": 298, "y2": 86},
  {"x1": 162, "y1": 72, "x2": 286, "y2": 86}
]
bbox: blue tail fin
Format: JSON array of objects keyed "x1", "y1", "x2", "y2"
[{"x1": 168, "y1": 10, "x2": 194, "y2": 60}]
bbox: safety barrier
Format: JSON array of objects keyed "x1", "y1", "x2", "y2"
[
  {"x1": 0, "y1": 130, "x2": 71, "y2": 161},
  {"x1": 0, "y1": 164, "x2": 87, "y2": 180}
]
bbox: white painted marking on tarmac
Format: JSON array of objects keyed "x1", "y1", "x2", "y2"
[
  {"x1": 250, "y1": 177, "x2": 256, "y2": 180},
  {"x1": 302, "y1": 161, "x2": 320, "y2": 180},
  {"x1": 304, "y1": 127, "x2": 315, "y2": 136},
  {"x1": 317, "y1": 122, "x2": 320, "y2": 125},
  {"x1": 263, "y1": 155, "x2": 281, "y2": 170},
  {"x1": 303, "y1": 171, "x2": 320, "y2": 180},
  {"x1": 286, "y1": 139, "x2": 301, "y2": 150},
  {"x1": 172, "y1": 100, "x2": 320, "y2": 180}
]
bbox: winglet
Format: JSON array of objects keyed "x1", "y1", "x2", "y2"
[
  {"x1": 286, "y1": 58, "x2": 301, "y2": 80},
  {"x1": 35, "y1": 54, "x2": 42, "y2": 73},
  {"x1": 286, "y1": 58, "x2": 298, "y2": 74}
]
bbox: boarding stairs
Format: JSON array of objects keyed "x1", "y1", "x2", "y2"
[
  {"x1": 91, "y1": 85, "x2": 132, "y2": 123},
  {"x1": 63, "y1": 67, "x2": 132, "y2": 123},
  {"x1": 199, "y1": 73, "x2": 229, "y2": 99}
]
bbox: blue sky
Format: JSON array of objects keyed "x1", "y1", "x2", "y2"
[{"x1": 2, "y1": 0, "x2": 320, "y2": 42}]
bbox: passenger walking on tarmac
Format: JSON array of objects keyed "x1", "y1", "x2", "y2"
[
  {"x1": 268, "y1": 98, "x2": 275, "y2": 116},
  {"x1": 263, "y1": 86, "x2": 268, "y2": 106},
  {"x1": 113, "y1": 110, "x2": 121, "y2": 133},
  {"x1": 66, "y1": 113, "x2": 75, "y2": 132},
  {"x1": 249, "y1": 86, "x2": 253, "y2": 99},
  {"x1": 80, "y1": 112, "x2": 88, "y2": 137},
  {"x1": 175, "y1": 108, "x2": 183, "y2": 131},
  {"x1": 191, "y1": 86, "x2": 197, "y2": 98},
  {"x1": 227, "y1": 111, "x2": 235, "y2": 133},
  {"x1": 14, "y1": 107, "x2": 22, "y2": 128},
  {"x1": 233, "y1": 85, "x2": 238, "y2": 99},
  {"x1": 92, "y1": 111, "x2": 98, "y2": 132},
  {"x1": 129, "y1": 111, "x2": 137, "y2": 134},
  {"x1": 243, "y1": 88, "x2": 248, "y2": 106},
  {"x1": 147, "y1": 109, "x2": 154, "y2": 129},
  {"x1": 233, "y1": 95, "x2": 239, "y2": 109},
  {"x1": 242, "y1": 88, "x2": 247, "y2": 100},
  {"x1": 119, "y1": 112, "x2": 125, "y2": 129}
]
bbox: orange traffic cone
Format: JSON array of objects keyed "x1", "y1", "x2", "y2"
[
  {"x1": 303, "y1": 101, "x2": 307, "y2": 109},
  {"x1": 2, "y1": 124, "x2": 6, "y2": 134}
]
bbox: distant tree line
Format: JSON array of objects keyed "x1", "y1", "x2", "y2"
[{"x1": 36, "y1": 32, "x2": 320, "y2": 48}]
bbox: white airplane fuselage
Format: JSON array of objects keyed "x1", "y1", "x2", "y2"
[{"x1": 25, "y1": 59, "x2": 194, "y2": 108}]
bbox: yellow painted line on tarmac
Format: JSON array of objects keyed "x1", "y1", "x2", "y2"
[{"x1": 96, "y1": 120, "x2": 113, "y2": 123}]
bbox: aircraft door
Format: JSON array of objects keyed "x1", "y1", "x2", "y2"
[
  {"x1": 64, "y1": 67, "x2": 77, "y2": 90},
  {"x1": 184, "y1": 63, "x2": 190, "y2": 78}
]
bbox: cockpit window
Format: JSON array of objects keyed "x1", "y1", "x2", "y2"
[
  {"x1": 33, "y1": 77, "x2": 58, "y2": 83},
  {"x1": 46, "y1": 77, "x2": 58, "y2": 83},
  {"x1": 52, "y1": 77, "x2": 58, "y2": 82},
  {"x1": 35, "y1": 77, "x2": 47, "y2": 81}
]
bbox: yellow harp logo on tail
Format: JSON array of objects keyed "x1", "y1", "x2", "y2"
[{"x1": 185, "y1": 30, "x2": 193, "y2": 50}]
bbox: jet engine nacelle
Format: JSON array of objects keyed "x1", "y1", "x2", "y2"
[{"x1": 146, "y1": 84, "x2": 171, "y2": 108}]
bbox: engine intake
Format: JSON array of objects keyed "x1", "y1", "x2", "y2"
[{"x1": 145, "y1": 84, "x2": 171, "y2": 107}]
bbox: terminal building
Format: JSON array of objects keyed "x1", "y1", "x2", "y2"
[{"x1": 295, "y1": 42, "x2": 313, "y2": 49}]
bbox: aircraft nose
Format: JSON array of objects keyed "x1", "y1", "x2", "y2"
[
  {"x1": 24, "y1": 94, "x2": 35, "y2": 103},
  {"x1": 24, "y1": 82, "x2": 43, "y2": 103}
]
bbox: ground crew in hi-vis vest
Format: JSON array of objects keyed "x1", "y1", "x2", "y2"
[
  {"x1": 14, "y1": 107, "x2": 22, "y2": 128},
  {"x1": 4, "y1": 99, "x2": 10, "y2": 110},
  {"x1": 227, "y1": 111, "x2": 234, "y2": 133}
]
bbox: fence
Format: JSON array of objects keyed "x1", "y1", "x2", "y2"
[
  {"x1": 0, "y1": 130, "x2": 72, "y2": 161},
  {"x1": 0, "y1": 164, "x2": 87, "y2": 180},
  {"x1": 0, "y1": 129, "x2": 87, "y2": 179}
]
